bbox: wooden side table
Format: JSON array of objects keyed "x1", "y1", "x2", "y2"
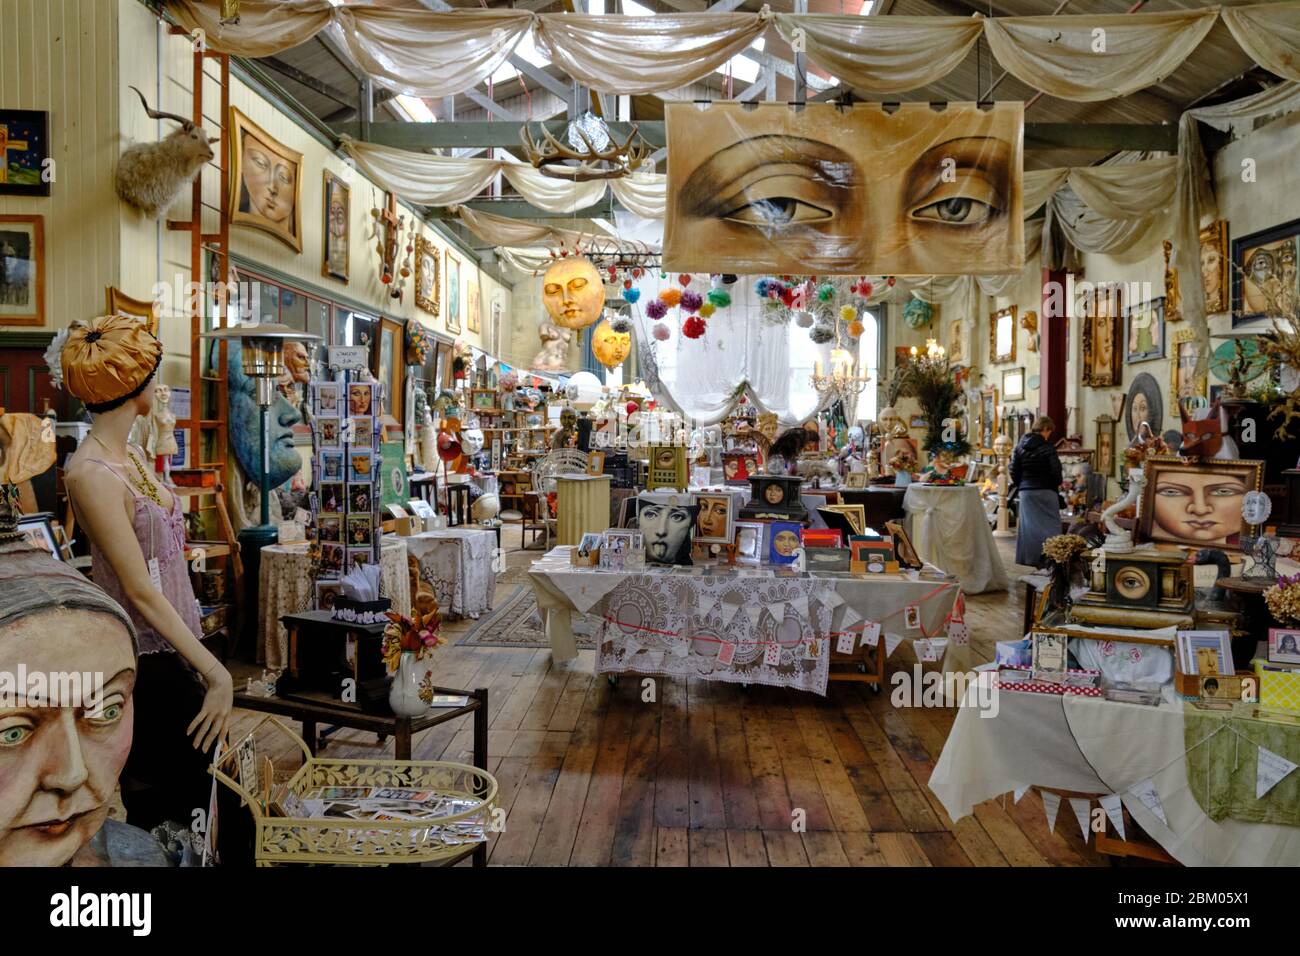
[{"x1": 555, "y1": 474, "x2": 612, "y2": 546}]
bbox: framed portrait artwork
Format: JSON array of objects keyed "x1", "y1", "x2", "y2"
[
  {"x1": 0, "y1": 214, "x2": 44, "y2": 326},
  {"x1": 466, "y1": 281, "x2": 481, "y2": 335},
  {"x1": 1002, "y1": 367, "x2": 1025, "y2": 402},
  {"x1": 1080, "y1": 282, "x2": 1122, "y2": 387},
  {"x1": 1124, "y1": 371, "x2": 1164, "y2": 443},
  {"x1": 414, "y1": 235, "x2": 439, "y2": 316},
  {"x1": 980, "y1": 386, "x2": 999, "y2": 452},
  {"x1": 228, "y1": 107, "x2": 303, "y2": 252},
  {"x1": 1094, "y1": 414, "x2": 1117, "y2": 478},
  {"x1": 691, "y1": 492, "x2": 735, "y2": 545},
  {"x1": 16, "y1": 512, "x2": 60, "y2": 559},
  {"x1": 445, "y1": 251, "x2": 462, "y2": 334},
  {"x1": 990, "y1": 306, "x2": 1016, "y2": 364},
  {"x1": 1124, "y1": 297, "x2": 1165, "y2": 363},
  {"x1": 1200, "y1": 220, "x2": 1229, "y2": 315},
  {"x1": 1137, "y1": 456, "x2": 1264, "y2": 551},
  {"x1": 373, "y1": 317, "x2": 405, "y2": 423},
  {"x1": 1171, "y1": 329, "x2": 1207, "y2": 401},
  {"x1": 0, "y1": 110, "x2": 50, "y2": 196},
  {"x1": 1232, "y1": 217, "x2": 1300, "y2": 326},
  {"x1": 322, "y1": 171, "x2": 349, "y2": 282}
]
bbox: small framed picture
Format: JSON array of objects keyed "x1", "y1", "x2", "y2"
[
  {"x1": 844, "y1": 471, "x2": 869, "y2": 489},
  {"x1": 347, "y1": 415, "x2": 372, "y2": 446},
  {"x1": 767, "y1": 521, "x2": 802, "y2": 565},
  {"x1": 319, "y1": 449, "x2": 345, "y2": 483},
  {"x1": 691, "y1": 492, "x2": 735, "y2": 545},
  {"x1": 576, "y1": 532, "x2": 603, "y2": 558},
  {"x1": 16, "y1": 512, "x2": 60, "y2": 560},
  {"x1": 348, "y1": 483, "x2": 372, "y2": 514},
  {"x1": 1269, "y1": 628, "x2": 1300, "y2": 666},
  {"x1": 347, "y1": 381, "x2": 375, "y2": 417},
  {"x1": 316, "y1": 382, "x2": 340, "y2": 415},
  {"x1": 317, "y1": 515, "x2": 341, "y2": 543},
  {"x1": 407, "y1": 498, "x2": 436, "y2": 521},
  {"x1": 734, "y1": 522, "x2": 764, "y2": 564},
  {"x1": 315, "y1": 580, "x2": 343, "y2": 611},
  {"x1": 349, "y1": 450, "x2": 374, "y2": 483},
  {"x1": 1031, "y1": 631, "x2": 1068, "y2": 680},
  {"x1": 320, "y1": 543, "x2": 344, "y2": 574},
  {"x1": 346, "y1": 515, "x2": 373, "y2": 546},
  {"x1": 1002, "y1": 366, "x2": 1025, "y2": 401},
  {"x1": 346, "y1": 547, "x2": 373, "y2": 570},
  {"x1": 587, "y1": 450, "x2": 606, "y2": 476},
  {"x1": 319, "y1": 482, "x2": 344, "y2": 514},
  {"x1": 317, "y1": 417, "x2": 341, "y2": 448}
]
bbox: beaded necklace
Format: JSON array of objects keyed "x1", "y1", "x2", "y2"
[{"x1": 90, "y1": 433, "x2": 164, "y2": 507}]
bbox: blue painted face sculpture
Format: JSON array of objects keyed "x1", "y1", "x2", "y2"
[{"x1": 227, "y1": 339, "x2": 304, "y2": 489}]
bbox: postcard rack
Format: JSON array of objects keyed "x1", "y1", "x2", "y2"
[{"x1": 211, "y1": 717, "x2": 498, "y2": 867}]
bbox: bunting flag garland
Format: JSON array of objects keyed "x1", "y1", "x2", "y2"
[
  {"x1": 1256, "y1": 746, "x2": 1298, "y2": 800},
  {"x1": 1098, "y1": 793, "x2": 1126, "y2": 841},
  {"x1": 1068, "y1": 797, "x2": 1093, "y2": 841},
  {"x1": 1126, "y1": 779, "x2": 1168, "y2": 828},
  {"x1": 1041, "y1": 791, "x2": 1062, "y2": 833},
  {"x1": 1013, "y1": 784, "x2": 1030, "y2": 804}
]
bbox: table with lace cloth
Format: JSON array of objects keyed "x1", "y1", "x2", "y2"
[
  {"x1": 527, "y1": 548, "x2": 961, "y2": 696},
  {"x1": 903, "y1": 483, "x2": 1009, "y2": 594},
  {"x1": 258, "y1": 538, "x2": 411, "y2": 670},
  {"x1": 404, "y1": 527, "x2": 497, "y2": 619}
]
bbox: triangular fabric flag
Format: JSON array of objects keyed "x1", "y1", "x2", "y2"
[
  {"x1": 1126, "y1": 779, "x2": 1168, "y2": 828},
  {"x1": 696, "y1": 591, "x2": 719, "y2": 616},
  {"x1": 883, "y1": 632, "x2": 904, "y2": 657},
  {"x1": 771, "y1": 602, "x2": 786, "y2": 626},
  {"x1": 1256, "y1": 746, "x2": 1299, "y2": 799},
  {"x1": 790, "y1": 594, "x2": 810, "y2": 622},
  {"x1": 839, "y1": 606, "x2": 862, "y2": 629},
  {"x1": 1069, "y1": 797, "x2": 1092, "y2": 840},
  {"x1": 745, "y1": 605, "x2": 762, "y2": 628},
  {"x1": 1013, "y1": 784, "x2": 1030, "y2": 804},
  {"x1": 719, "y1": 593, "x2": 743, "y2": 627},
  {"x1": 1041, "y1": 791, "x2": 1061, "y2": 832},
  {"x1": 1098, "y1": 793, "x2": 1126, "y2": 841},
  {"x1": 819, "y1": 588, "x2": 845, "y2": 610}
]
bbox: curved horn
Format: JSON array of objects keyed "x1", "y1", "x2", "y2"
[{"x1": 128, "y1": 85, "x2": 194, "y2": 129}]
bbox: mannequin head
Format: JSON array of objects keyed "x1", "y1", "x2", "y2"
[{"x1": 227, "y1": 339, "x2": 304, "y2": 489}]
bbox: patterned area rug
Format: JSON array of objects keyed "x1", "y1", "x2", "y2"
[{"x1": 457, "y1": 584, "x2": 599, "y2": 650}]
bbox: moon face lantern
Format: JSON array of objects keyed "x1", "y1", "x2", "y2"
[
  {"x1": 591, "y1": 319, "x2": 631, "y2": 369},
  {"x1": 541, "y1": 256, "x2": 605, "y2": 330}
]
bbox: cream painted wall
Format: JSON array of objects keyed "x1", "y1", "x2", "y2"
[
  {"x1": 0, "y1": 0, "x2": 120, "y2": 335},
  {"x1": 115, "y1": 0, "x2": 513, "y2": 396}
]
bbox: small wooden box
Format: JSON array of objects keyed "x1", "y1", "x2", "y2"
[
  {"x1": 570, "y1": 546, "x2": 600, "y2": 567},
  {"x1": 1174, "y1": 667, "x2": 1254, "y2": 702}
]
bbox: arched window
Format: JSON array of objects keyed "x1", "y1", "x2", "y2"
[{"x1": 857, "y1": 307, "x2": 880, "y2": 423}]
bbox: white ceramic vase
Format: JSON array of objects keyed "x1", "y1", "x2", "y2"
[{"x1": 389, "y1": 652, "x2": 430, "y2": 717}]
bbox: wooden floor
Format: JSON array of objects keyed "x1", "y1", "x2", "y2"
[{"x1": 231, "y1": 532, "x2": 1108, "y2": 867}]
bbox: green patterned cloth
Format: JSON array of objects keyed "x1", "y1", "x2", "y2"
[{"x1": 1184, "y1": 702, "x2": 1300, "y2": 827}]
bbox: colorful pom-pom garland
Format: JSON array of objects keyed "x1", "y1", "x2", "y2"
[
  {"x1": 645, "y1": 298, "x2": 668, "y2": 321},
  {"x1": 682, "y1": 316, "x2": 707, "y2": 339},
  {"x1": 652, "y1": 322, "x2": 671, "y2": 341},
  {"x1": 659, "y1": 287, "x2": 682, "y2": 308},
  {"x1": 680, "y1": 289, "x2": 703, "y2": 313}
]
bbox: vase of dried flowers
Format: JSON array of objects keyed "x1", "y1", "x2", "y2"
[
  {"x1": 1264, "y1": 573, "x2": 1300, "y2": 627},
  {"x1": 1042, "y1": 533, "x2": 1090, "y2": 611},
  {"x1": 381, "y1": 607, "x2": 445, "y2": 717}
]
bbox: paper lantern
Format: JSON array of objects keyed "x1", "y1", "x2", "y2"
[
  {"x1": 566, "y1": 371, "x2": 603, "y2": 411},
  {"x1": 793, "y1": 310, "x2": 815, "y2": 328},
  {"x1": 541, "y1": 255, "x2": 604, "y2": 330},
  {"x1": 591, "y1": 319, "x2": 631, "y2": 369}
]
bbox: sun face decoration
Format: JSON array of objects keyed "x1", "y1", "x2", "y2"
[
  {"x1": 591, "y1": 319, "x2": 631, "y2": 369},
  {"x1": 541, "y1": 256, "x2": 605, "y2": 330}
]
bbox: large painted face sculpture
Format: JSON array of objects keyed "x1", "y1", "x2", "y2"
[
  {"x1": 0, "y1": 610, "x2": 135, "y2": 866},
  {"x1": 542, "y1": 256, "x2": 605, "y2": 330},
  {"x1": 460, "y1": 428, "x2": 485, "y2": 457},
  {"x1": 591, "y1": 319, "x2": 631, "y2": 369},
  {"x1": 638, "y1": 501, "x2": 698, "y2": 566},
  {"x1": 227, "y1": 338, "x2": 305, "y2": 489}
]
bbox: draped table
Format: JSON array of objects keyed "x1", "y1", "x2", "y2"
[
  {"x1": 527, "y1": 547, "x2": 962, "y2": 696},
  {"x1": 258, "y1": 538, "x2": 411, "y2": 670},
  {"x1": 929, "y1": 674, "x2": 1300, "y2": 867},
  {"x1": 404, "y1": 527, "x2": 497, "y2": 619},
  {"x1": 903, "y1": 483, "x2": 1009, "y2": 594}
]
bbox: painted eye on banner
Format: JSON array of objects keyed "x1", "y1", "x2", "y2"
[{"x1": 721, "y1": 196, "x2": 832, "y2": 227}]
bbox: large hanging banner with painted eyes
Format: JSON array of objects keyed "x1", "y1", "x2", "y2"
[{"x1": 662, "y1": 101, "x2": 1024, "y2": 276}]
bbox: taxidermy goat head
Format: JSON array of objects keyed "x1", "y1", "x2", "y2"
[{"x1": 115, "y1": 87, "x2": 217, "y2": 219}]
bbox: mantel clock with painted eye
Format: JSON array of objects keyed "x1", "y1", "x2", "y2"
[{"x1": 1068, "y1": 548, "x2": 1195, "y2": 629}]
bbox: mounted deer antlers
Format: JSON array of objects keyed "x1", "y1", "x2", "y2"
[{"x1": 519, "y1": 120, "x2": 652, "y2": 182}]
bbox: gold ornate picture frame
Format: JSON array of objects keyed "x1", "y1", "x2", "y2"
[
  {"x1": 1080, "y1": 282, "x2": 1122, "y2": 387},
  {"x1": 1200, "y1": 219, "x2": 1229, "y2": 315},
  {"x1": 1171, "y1": 328, "x2": 1207, "y2": 401},
  {"x1": 990, "y1": 306, "x2": 1016, "y2": 364},
  {"x1": 228, "y1": 107, "x2": 303, "y2": 253},
  {"x1": 414, "y1": 235, "x2": 439, "y2": 316},
  {"x1": 1137, "y1": 456, "x2": 1264, "y2": 552}
]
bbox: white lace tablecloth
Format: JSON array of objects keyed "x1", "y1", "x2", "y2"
[
  {"x1": 929, "y1": 675, "x2": 1300, "y2": 867},
  {"x1": 405, "y1": 527, "x2": 497, "y2": 619},
  {"x1": 904, "y1": 483, "x2": 1009, "y2": 594},
  {"x1": 259, "y1": 537, "x2": 410, "y2": 670},
  {"x1": 527, "y1": 548, "x2": 961, "y2": 696}
]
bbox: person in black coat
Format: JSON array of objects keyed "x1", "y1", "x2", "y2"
[{"x1": 1010, "y1": 416, "x2": 1063, "y2": 566}]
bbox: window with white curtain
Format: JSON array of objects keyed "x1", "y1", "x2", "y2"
[{"x1": 857, "y1": 307, "x2": 880, "y2": 423}]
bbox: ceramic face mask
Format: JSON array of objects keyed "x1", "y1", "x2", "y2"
[
  {"x1": 460, "y1": 428, "x2": 485, "y2": 456},
  {"x1": 541, "y1": 256, "x2": 605, "y2": 330}
]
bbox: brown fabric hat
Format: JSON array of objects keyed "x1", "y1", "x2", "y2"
[{"x1": 61, "y1": 314, "x2": 163, "y2": 406}]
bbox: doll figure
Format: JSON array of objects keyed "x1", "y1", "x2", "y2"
[{"x1": 148, "y1": 384, "x2": 179, "y2": 480}]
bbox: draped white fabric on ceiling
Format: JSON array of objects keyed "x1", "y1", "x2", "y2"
[{"x1": 165, "y1": 1, "x2": 1300, "y2": 99}]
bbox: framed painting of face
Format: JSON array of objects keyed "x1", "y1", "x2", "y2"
[
  {"x1": 229, "y1": 108, "x2": 302, "y2": 252},
  {"x1": 1232, "y1": 218, "x2": 1300, "y2": 326},
  {"x1": 373, "y1": 318, "x2": 404, "y2": 423},
  {"x1": 445, "y1": 251, "x2": 462, "y2": 334},
  {"x1": 1124, "y1": 297, "x2": 1165, "y2": 363},
  {"x1": 1125, "y1": 371, "x2": 1163, "y2": 443},
  {"x1": 322, "y1": 171, "x2": 349, "y2": 282},
  {"x1": 638, "y1": 499, "x2": 698, "y2": 566},
  {"x1": 1138, "y1": 456, "x2": 1264, "y2": 551},
  {"x1": 691, "y1": 492, "x2": 734, "y2": 545},
  {"x1": 1095, "y1": 415, "x2": 1117, "y2": 478},
  {"x1": 663, "y1": 100, "x2": 1024, "y2": 276},
  {"x1": 1200, "y1": 220, "x2": 1229, "y2": 315},
  {"x1": 990, "y1": 306, "x2": 1016, "y2": 364},
  {"x1": 980, "y1": 386, "x2": 998, "y2": 451},
  {"x1": 414, "y1": 235, "x2": 439, "y2": 316},
  {"x1": 946, "y1": 319, "x2": 965, "y2": 365},
  {"x1": 1080, "y1": 282, "x2": 1122, "y2": 387},
  {"x1": 467, "y1": 281, "x2": 481, "y2": 335},
  {"x1": 1171, "y1": 329, "x2": 1207, "y2": 401}
]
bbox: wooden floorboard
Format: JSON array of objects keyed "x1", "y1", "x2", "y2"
[{"x1": 229, "y1": 530, "x2": 1116, "y2": 866}]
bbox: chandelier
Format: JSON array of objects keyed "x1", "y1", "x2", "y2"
[
  {"x1": 910, "y1": 337, "x2": 947, "y2": 365},
  {"x1": 810, "y1": 346, "x2": 870, "y2": 399}
]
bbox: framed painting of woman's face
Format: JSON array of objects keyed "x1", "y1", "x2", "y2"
[
  {"x1": 1138, "y1": 456, "x2": 1263, "y2": 551},
  {"x1": 322, "y1": 171, "x2": 349, "y2": 282},
  {"x1": 229, "y1": 108, "x2": 302, "y2": 252}
]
